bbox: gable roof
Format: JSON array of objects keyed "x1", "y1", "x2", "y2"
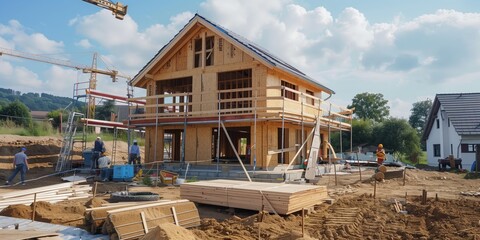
[
  {"x1": 131, "y1": 14, "x2": 334, "y2": 94},
  {"x1": 423, "y1": 93, "x2": 480, "y2": 140}
]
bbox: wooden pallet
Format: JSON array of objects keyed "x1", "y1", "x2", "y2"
[{"x1": 180, "y1": 179, "x2": 328, "y2": 215}]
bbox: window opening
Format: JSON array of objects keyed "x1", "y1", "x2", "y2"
[
  {"x1": 205, "y1": 36, "x2": 214, "y2": 66},
  {"x1": 433, "y1": 144, "x2": 441, "y2": 157},
  {"x1": 281, "y1": 80, "x2": 298, "y2": 101},
  {"x1": 218, "y1": 69, "x2": 252, "y2": 113},
  {"x1": 306, "y1": 90, "x2": 315, "y2": 105},
  {"x1": 194, "y1": 38, "x2": 202, "y2": 68}
]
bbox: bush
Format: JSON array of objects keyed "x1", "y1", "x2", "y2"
[{"x1": 142, "y1": 175, "x2": 153, "y2": 186}]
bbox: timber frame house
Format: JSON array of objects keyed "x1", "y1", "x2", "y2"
[{"x1": 129, "y1": 14, "x2": 352, "y2": 169}]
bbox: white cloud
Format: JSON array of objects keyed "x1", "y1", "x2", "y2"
[
  {"x1": 75, "y1": 39, "x2": 92, "y2": 49},
  {"x1": 0, "y1": 20, "x2": 64, "y2": 54},
  {"x1": 70, "y1": 10, "x2": 195, "y2": 75}
]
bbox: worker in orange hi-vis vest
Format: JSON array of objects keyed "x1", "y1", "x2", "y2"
[{"x1": 376, "y1": 144, "x2": 386, "y2": 165}]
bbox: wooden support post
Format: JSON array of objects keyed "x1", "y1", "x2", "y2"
[
  {"x1": 405, "y1": 192, "x2": 407, "y2": 205},
  {"x1": 333, "y1": 162, "x2": 338, "y2": 186},
  {"x1": 171, "y1": 206, "x2": 179, "y2": 226},
  {"x1": 403, "y1": 168, "x2": 406, "y2": 186},
  {"x1": 140, "y1": 211, "x2": 148, "y2": 234},
  {"x1": 31, "y1": 193, "x2": 37, "y2": 221},
  {"x1": 435, "y1": 193, "x2": 439, "y2": 201},
  {"x1": 93, "y1": 181, "x2": 98, "y2": 198},
  {"x1": 301, "y1": 208, "x2": 305, "y2": 238},
  {"x1": 373, "y1": 179, "x2": 377, "y2": 199},
  {"x1": 422, "y1": 189, "x2": 427, "y2": 205}
]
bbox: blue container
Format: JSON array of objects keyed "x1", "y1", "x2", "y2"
[
  {"x1": 83, "y1": 149, "x2": 93, "y2": 169},
  {"x1": 113, "y1": 165, "x2": 134, "y2": 182}
]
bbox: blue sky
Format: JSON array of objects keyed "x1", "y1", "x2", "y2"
[{"x1": 1, "y1": 0, "x2": 480, "y2": 118}]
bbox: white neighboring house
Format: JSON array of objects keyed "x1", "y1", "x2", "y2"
[{"x1": 422, "y1": 93, "x2": 480, "y2": 170}]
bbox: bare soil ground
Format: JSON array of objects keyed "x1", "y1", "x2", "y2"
[{"x1": 0, "y1": 135, "x2": 479, "y2": 239}]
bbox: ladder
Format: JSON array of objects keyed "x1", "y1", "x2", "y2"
[{"x1": 56, "y1": 111, "x2": 84, "y2": 172}]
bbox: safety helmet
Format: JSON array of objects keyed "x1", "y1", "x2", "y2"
[{"x1": 378, "y1": 144, "x2": 383, "y2": 148}]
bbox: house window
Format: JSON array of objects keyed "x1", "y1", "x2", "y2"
[
  {"x1": 433, "y1": 144, "x2": 441, "y2": 157},
  {"x1": 156, "y1": 77, "x2": 193, "y2": 113},
  {"x1": 306, "y1": 90, "x2": 315, "y2": 105},
  {"x1": 218, "y1": 69, "x2": 252, "y2": 112},
  {"x1": 436, "y1": 119, "x2": 440, "y2": 129},
  {"x1": 205, "y1": 36, "x2": 214, "y2": 66},
  {"x1": 281, "y1": 80, "x2": 298, "y2": 101},
  {"x1": 194, "y1": 38, "x2": 202, "y2": 68},
  {"x1": 461, "y1": 144, "x2": 477, "y2": 153}
]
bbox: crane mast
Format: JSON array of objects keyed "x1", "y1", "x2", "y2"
[{"x1": 82, "y1": 0, "x2": 128, "y2": 20}]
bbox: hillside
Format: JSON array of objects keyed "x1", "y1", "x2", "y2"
[{"x1": 0, "y1": 87, "x2": 80, "y2": 111}]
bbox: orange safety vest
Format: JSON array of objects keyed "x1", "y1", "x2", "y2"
[{"x1": 376, "y1": 149, "x2": 385, "y2": 161}]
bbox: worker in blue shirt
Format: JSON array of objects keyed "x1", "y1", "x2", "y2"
[
  {"x1": 5, "y1": 147, "x2": 29, "y2": 185},
  {"x1": 93, "y1": 136, "x2": 105, "y2": 169},
  {"x1": 129, "y1": 139, "x2": 141, "y2": 165}
]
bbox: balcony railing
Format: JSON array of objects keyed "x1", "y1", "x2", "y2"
[{"x1": 128, "y1": 86, "x2": 352, "y2": 131}]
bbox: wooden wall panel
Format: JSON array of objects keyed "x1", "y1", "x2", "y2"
[
  {"x1": 176, "y1": 45, "x2": 188, "y2": 71},
  {"x1": 185, "y1": 126, "x2": 196, "y2": 161},
  {"x1": 196, "y1": 127, "x2": 212, "y2": 164}
]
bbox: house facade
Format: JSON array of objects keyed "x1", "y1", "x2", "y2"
[
  {"x1": 128, "y1": 14, "x2": 351, "y2": 169},
  {"x1": 423, "y1": 93, "x2": 480, "y2": 169}
]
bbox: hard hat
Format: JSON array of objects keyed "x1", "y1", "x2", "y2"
[
  {"x1": 133, "y1": 139, "x2": 137, "y2": 143},
  {"x1": 378, "y1": 144, "x2": 383, "y2": 148},
  {"x1": 21, "y1": 147, "x2": 27, "y2": 151},
  {"x1": 97, "y1": 136, "x2": 101, "y2": 140}
]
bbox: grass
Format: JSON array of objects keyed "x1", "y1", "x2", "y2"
[
  {"x1": 0, "y1": 120, "x2": 145, "y2": 145},
  {"x1": 0, "y1": 120, "x2": 58, "y2": 136}
]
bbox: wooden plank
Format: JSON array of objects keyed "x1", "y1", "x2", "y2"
[{"x1": 180, "y1": 180, "x2": 328, "y2": 215}]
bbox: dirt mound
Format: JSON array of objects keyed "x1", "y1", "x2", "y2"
[
  {"x1": 142, "y1": 223, "x2": 197, "y2": 240},
  {"x1": 0, "y1": 200, "x2": 86, "y2": 227},
  {"x1": 85, "y1": 197, "x2": 108, "y2": 208},
  {"x1": 0, "y1": 204, "x2": 32, "y2": 218}
]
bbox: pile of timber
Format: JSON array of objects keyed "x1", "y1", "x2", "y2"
[
  {"x1": 0, "y1": 181, "x2": 91, "y2": 211},
  {"x1": 85, "y1": 199, "x2": 200, "y2": 240},
  {"x1": 180, "y1": 179, "x2": 328, "y2": 215}
]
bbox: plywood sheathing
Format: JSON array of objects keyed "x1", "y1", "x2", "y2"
[{"x1": 180, "y1": 179, "x2": 328, "y2": 215}]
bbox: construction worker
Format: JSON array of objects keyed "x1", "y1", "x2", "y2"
[
  {"x1": 129, "y1": 139, "x2": 141, "y2": 173},
  {"x1": 376, "y1": 144, "x2": 386, "y2": 165},
  {"x1": 93, "y1": 136, "x2": 105, "y2": 169},
  {"x1": 5, "y1": 147, "x2": 29, "y2": 185},
  {"x1": 98, "y1": 151, "x2": 111, "y2": 182}
]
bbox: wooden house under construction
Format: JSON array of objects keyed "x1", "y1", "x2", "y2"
[{"x1": 129, "y1": 14, "x2": 352, "y2": 169}]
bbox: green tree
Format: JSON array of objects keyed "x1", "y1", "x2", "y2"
[
  {"x1": 96, "y1": 100, "x2": 116, "y2": 121},
  {"x1": 373, "y1": 118, "x2": 421, "y2": 162},
  {"x1": 0, "y1": 100, "x2": 32, "y2": 127},
  {"x1": 352, "y1": 119, "x2": 374, "y2": 147},
  {"x1": 330, "y1": 119, "x2": 374, "y2": 153},
  {"x1": 348, "y1": 92, "x2": 390, "y2": 122},
  {"x1": 408, "y1": 99, "x2": 432, "y2": 135},
  {"x1": 47, "y1": 109, "x2": 67, "y2": 129}
]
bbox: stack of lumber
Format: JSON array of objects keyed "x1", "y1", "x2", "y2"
[
  {"x1": 0, "y1": 181, "x2": 91, "y2": 211},
  {"x1": 100, "y1": 200, "x2": 200, "y2": 240},
  {"x1": 85, "y1": 200, "x2": 179, "y2": 234},
  {"x1": 180, "y1": 179, "x2": 328, "y2": 215}
]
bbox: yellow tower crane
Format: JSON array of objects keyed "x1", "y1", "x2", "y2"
[{"x1": 82, "y1": 0, "x2": 128, "y2": 20}]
